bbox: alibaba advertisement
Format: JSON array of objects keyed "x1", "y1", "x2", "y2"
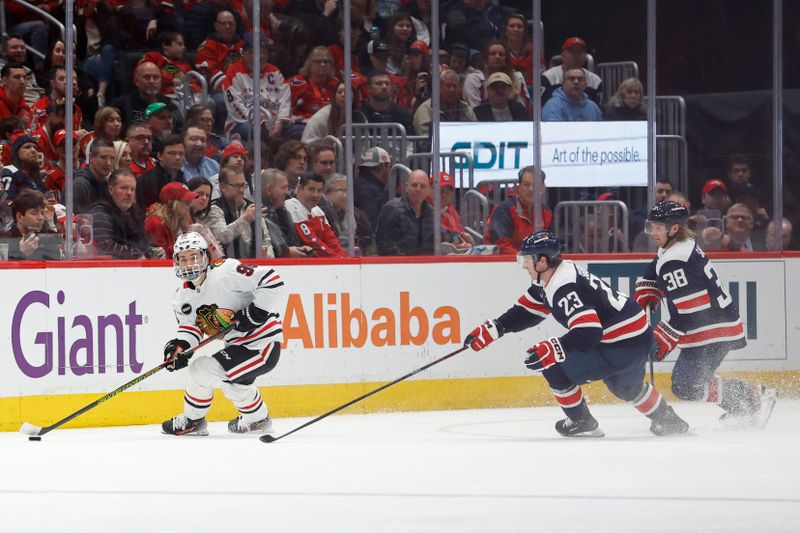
[{"x1": 438, "y1": 121, "x2": 648, "y2": 187}]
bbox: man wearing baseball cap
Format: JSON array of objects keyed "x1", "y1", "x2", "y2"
[
  {"x1": 1, "y1": 133, "x2": 47, "y2": 200},
  {"x1": 473, "y1": 71, "x2": 531, "y2": 122},
  {"x1": 542, "y1": 36, "x2": 604, "y2": 106},
  {"x1": 354, "y1": 146, "x2": 392, "y2": 231},
  {"x1": 701, "y1": 178, "x2": 731, "y2": 214}
]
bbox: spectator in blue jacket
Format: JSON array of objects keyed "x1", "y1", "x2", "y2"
[{"x1": 542, "y1": 68, "x2": 602, "y2": 122}]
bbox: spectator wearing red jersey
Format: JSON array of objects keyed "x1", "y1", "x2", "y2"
[
  {"x1": 125, "y1": 122, "x2": 157, "y2": 178},
  {"x1": 429, "y1": 171, "x2": 474, "y2": 251},
  {"x1": 485, "y1": 166, "x2": 551, "y2": 255},
  {"x1": 284, "y1": 171, "x2": 348, "y2": 257},
  {"x1": 32, "y1": 67, "x2": 84, "y2": 130},
  {"x1": 31, "y1": 102, "x2": 65, "y2": 168},
  {"x1": 43, "y1": 128, "x2": 79, "y2": 201},
  {"x1": 0, "y1": 63, "x2": 33, "y2": 131},
  {"x1": 143, "y1": 32, "x2": 196, "y2": 96},
  {"x1": 288, "y1": 47, "x2": 340, "y2": 123},
  {"x1": 195, "y1": 10, "x2": 244, "y2": 94}
]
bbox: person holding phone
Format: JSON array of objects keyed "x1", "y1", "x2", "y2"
[{"x1": 1, "y1": 189, "x2": 62, "y2": 260}]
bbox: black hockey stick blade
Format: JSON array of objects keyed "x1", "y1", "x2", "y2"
[
  {"x1": 260, "y1": 345, "x2": 469, "y2": 444},
  {"x1": 19, "y1": 325, "x2": 234, "y2": 438}
]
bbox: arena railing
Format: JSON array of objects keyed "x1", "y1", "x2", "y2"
[
  {"x1": 553, "y1": 200, "x2": 630, "y2": 253},
  {"x1": 1, "y1": 0, "x2": 70, "y2": 61}
]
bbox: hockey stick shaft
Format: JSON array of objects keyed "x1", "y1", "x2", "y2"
[
  {"x1": 646, "y1": 304, "x2": 655, "y2": 385},
  {"x1": 261, "y1": 345, "x2": 469, "y2": 443},
  {"x1": 21, "y1": 325, "x2": 233, "y2": 437}
]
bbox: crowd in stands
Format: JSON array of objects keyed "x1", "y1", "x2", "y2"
[{"x1": 0, "y1": 0, "x2": 793, "y2": 261}]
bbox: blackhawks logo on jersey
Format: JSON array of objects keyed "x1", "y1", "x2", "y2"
[{"x1": 195, "y1": 304, "x2": 235, "y2": 336}]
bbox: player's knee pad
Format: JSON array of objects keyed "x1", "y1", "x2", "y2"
[
  {"x1": 188, "y1": 356, "x2": 227, "y2": 388},
  {"x1": 608, "y1": 382, "x2": 642, "y2": 403},
  {"x1": 671, "y1": 380, "x2": 705, "y2": 401}
]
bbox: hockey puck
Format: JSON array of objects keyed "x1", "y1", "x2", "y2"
[{"x1": 28, "y1": 436, "x2": 42, "y2": 441}]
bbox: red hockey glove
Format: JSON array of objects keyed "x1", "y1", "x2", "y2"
[
  {"x1": 653, "y1": 321, "x2": 682, "y2": 361},
  {"x1": 464, "y1": 320, "x2": 504, "y2": 351},
  {"x1": 163, "y1": 339, "x2": 192, "y2": 371},
  {"x1": 524, "y1": 338, "x2": 566, "y2": 371},
  {"x1": 634, "y1": 279, "x2": 663, "y2": 311}
]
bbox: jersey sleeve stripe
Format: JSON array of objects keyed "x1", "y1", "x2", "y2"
[
  {"x1": 678, "y1": 321, "x2": 745, "y2": 348},
  {"x1": 229, "y1": 320, "x2": 282, "y2": 344},
  {"x1": 567, "y1": 309, "x2": 601, "y2": 329},
  {"x1": 177, "y1": 325, "x2": 203, "y2": 342},
  {"x1": 517, "y1": 294, "x2": 550, "y2": 317},
  {"x1": 600, "y1": 311, "x2": 649, "y2": 343},
  {"x1": 673, "y1": 290, "x2": 712, "y2": 314}
]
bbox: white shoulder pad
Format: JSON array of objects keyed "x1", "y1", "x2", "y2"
[
  {"x1": 543, "y1": 260, "x2": 578, "y2": 305},
  {"x1": 656, "y1": 238, "x2": 695, "y2": 274},
  {"x1": 283, "y1": 197, "x2": 308, "y2": 223}
]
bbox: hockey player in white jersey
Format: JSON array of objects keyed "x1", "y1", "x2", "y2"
[
  {"x1": 161, "y1": 232, "x2": 286, "y2": 435},
  {"x1": 635, "y1": 201, "x2": 777, "y2": 427}
]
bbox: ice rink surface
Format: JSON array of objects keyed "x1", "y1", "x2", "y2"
[{"x1": 1, "y1": 400, "x2": 799, "y2": 533}]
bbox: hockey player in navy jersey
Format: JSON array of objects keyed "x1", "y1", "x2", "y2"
[
  {"x1": 161, "y1": 232, "x2": 286, "y2": 436},
  {"x1": 634, "y1": 201, "x2": 777, "y2": 427},
  {"x1": 465, "y1": 230, "x2": 688, "y2": 437}
]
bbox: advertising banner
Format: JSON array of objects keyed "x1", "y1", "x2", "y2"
[
  {"x1": 439, "y1": 121, "x2": 648, "y2": 187},
  {"x1": 0, "y1": 256, "x2": 794, "y2": 399}
]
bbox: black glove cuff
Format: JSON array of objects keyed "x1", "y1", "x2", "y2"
[
  {"x1": 164, "y1": 338, "x2": 191, "y2": 358},
  {"x1": 492, "y1": 319, "x2": 506, "y2": 338},
  {"x1": 245, "y1": 302, "x2": 269, "y2": 326}
]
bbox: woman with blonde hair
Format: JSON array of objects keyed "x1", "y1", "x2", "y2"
[
  {"x1": 604, "y1": 77, "x2": 647, "y2": 120},
  {"x1": 288, "y1": 46, "x2": 341, "y2": 123},
  {"x1": 113, "y1": 140, "x2": 132, "y2": 170},
  {"x1": 145, "y1": 182, "x2": 197, "y2": 258}
]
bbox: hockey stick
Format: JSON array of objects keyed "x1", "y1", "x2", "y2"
[
  {"x1": 646, "y1": 304, "x2": 655, "y2": 385},
  {"x1": 19, "y1": 325, "x2": 234, "y2": 439},
  {"x1": 261, "y1": 345, "x2": 469, "y2": 443}
]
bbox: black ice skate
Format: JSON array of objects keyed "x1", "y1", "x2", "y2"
[
  {"x1": 228, "y1": 415, "x2": 273, "y2": 434},
  {"x1": 720, "y1": 385, "x2": 778, "y2": 429},
  {"x1": 162, "y1": 414, "x2": 209, "y2": 436},
  {"x1": 650, "y1": 405, "x2": 690, "y2": 436},
  {"x1": 555, "y1": 416, "x2": 604, "y2": 438}
]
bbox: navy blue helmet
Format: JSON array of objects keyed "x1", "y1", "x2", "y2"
[
  {"x1": 519, "y1": 230, "x2": 562, "y2": 263},
  {"x1": 647, "y1": 200, "x2": 689, "y2": 227}
]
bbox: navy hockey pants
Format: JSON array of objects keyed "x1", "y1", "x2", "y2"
[
  {"x1": 671, "y1": 344, "x2": 728, "y2": 401},
  {"x1": 542, "y1": 331, "x2": 652, "y2": 402}
]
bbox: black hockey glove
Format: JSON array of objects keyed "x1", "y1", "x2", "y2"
[
  {"x1": 163, "y1": 339, "x2": 192, "y2": 371},
  {"x1": 232, "y1": 303, "x2": 270, "y2": 333}
]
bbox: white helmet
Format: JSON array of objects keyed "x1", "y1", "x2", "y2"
[{"x1": 173, "y1": 232, "x2": 209, "y2": 281}]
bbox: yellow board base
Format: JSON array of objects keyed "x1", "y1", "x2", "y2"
[{"x1": 2, "y1": 371, "x2": 797, "y2": 432}]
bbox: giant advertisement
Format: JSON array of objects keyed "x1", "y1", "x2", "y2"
[
  {"x1": 439, "y1": 121, "x2": 648, "y2": 187},
  {"x1": 0, "y1": 256, "x2": 795, "y2": 400}
]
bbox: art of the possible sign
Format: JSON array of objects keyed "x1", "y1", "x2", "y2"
[{"x1": 439, "y1": 121, "x2": 648, "y2": 187}]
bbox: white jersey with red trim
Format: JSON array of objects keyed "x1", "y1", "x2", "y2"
[
  {"x1": 171, "y1": 258, "x2": 285, "y2": 353},
  {"x1": 643, "y1": 238, "x2": 745, "y2": 350},
  {"x1": 222, "y1": 60, "x2": 291, "y2": 136},
  {"x1": 496, "y1": 259, "x2": 649, "y2": 355}
]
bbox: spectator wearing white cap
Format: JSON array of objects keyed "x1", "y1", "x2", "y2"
[
  {"x1": 473, "y1": 72, "x2": 531, "y2": 122},
  {"x1": 354, "y1": 146, "x2": 392, "y2": 231}
]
